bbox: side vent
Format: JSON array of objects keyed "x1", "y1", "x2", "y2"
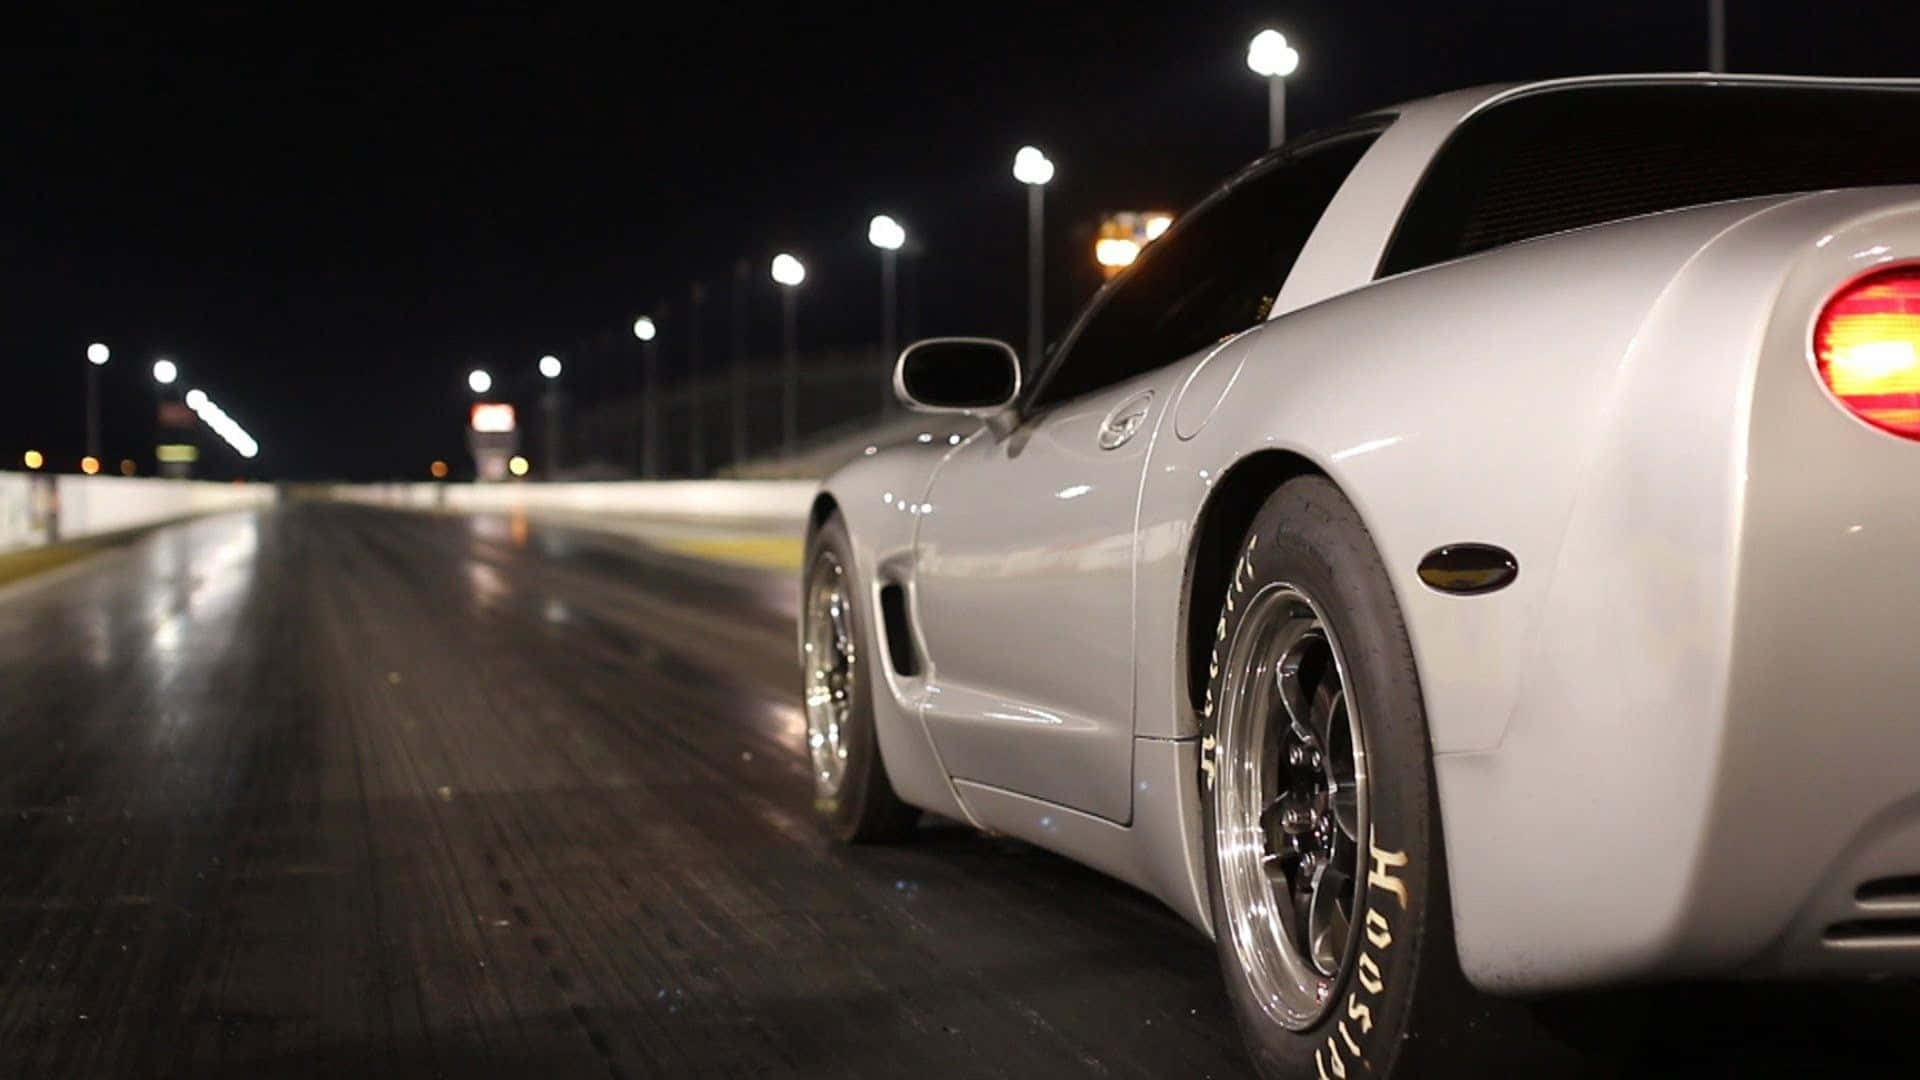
[
  {"x1": 879, "y1": 584, "x2": 921, "y2": 676},
  {"x1": 1825, "y1": 918, "x2": 1920, "y2": 943},
  {"x1": 1856, "y1": 876, "x2": 1920, "y2": 904}
]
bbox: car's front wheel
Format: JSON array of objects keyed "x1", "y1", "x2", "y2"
[{"x1": 802, "y1": 513, "x2": 921, "y2": 843}]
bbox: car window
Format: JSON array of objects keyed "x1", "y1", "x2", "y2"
[
  {"x1": 1028, "y1": 124, "x2": 1383, "y2": 409},
  {"x1": 1379, "y1": 82, "x2": 1920, "y2": 277}
]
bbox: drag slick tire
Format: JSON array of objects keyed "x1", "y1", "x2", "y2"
[
  {"x1": 1200, "y1": 477, "x2": 1566, "y2": 1078},
  {"x1": 802, "y1": 513, "x2": 920, "y2": 843}
]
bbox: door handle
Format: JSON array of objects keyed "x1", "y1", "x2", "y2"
[{"x1": 1099, "y1": 391, "x2": 1154, "y2": 450}]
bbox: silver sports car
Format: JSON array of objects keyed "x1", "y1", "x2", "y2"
[{"x1": 799, "y1": 73, "x2": 1920, "y2": 1076}]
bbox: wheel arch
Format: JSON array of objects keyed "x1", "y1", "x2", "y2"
[{"x1": 1181, "y1": 450, "x2": 1328, "y2": 715}]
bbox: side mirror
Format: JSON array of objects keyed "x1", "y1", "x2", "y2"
[{"x1": 893, "y1": 337, "x2": 1022, "y2": 415}]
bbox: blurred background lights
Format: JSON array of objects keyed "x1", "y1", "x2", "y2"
[
  {"x1": 80, "y1": 455, "x2": 100, "y2": 475},
  {"x1": 867, "y1": 214, "x2": 906, "y2": 251},
  {"x1": 152, "y1": 359, "x2": 178, "y2": 385},
  {"x1": 1012, "y1": 145, "x2": 1054, "y2": 185},
  {"x1": 1247, "y1": 29, "x2": 1300, "y2": 76},
  {"x1": 508, "y1": 455, "x2": 530, "y2": 477},
  {"x1": 184, "y1": 388, "x2": 209, "y2": 410},
  {"x1": 1095, "y1": 237, "x2": 1141, "y2": 269},
  {"x1": 119, "y1": 459, "x2": 136, "y2": 476},
  {"x1": 633, "y1": 316, "x2": 657, "y2": 341},
  {"x1": 1144, "y1": 213, "x2": 1174, "y2": 240},
  {"x1": 430, "y1": 460, "x2": 449, "y2": 479},
  {"x1": 468, "y1": 368, "x2": 492, "y2": 394},
  {"x1": 86, "y1": 342, "x2": 110, "y2": 366},
  {"x1": 770, "y1": 253, "x2": 806, "y2": 286},
  {"x1": 539, "y1": 354, "x2": 562, "y2": 378},
  {"x1": 23, "y1": 450, "x2": 43, "y2": 470}
]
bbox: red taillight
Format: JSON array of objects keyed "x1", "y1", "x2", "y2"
[{"x1": 1814, "y1": 266, "x2": 1920, "y2": 439}]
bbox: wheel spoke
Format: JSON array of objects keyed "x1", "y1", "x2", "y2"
[
  {"x1": 1307, "y1": 858, "x2": 1352, "y2": 976},
  {"x1": 1270, "y1": 617, "x2": 1319, "y2": 735}
]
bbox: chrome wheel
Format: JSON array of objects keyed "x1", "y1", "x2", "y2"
[
  {"x1": 1213, "y1": 583, "x2": 1369, "y2": 1030},
  {"x1": 802, "y1": 549, "x2": 857, "y2": 796}
]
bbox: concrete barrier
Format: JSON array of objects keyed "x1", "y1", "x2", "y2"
[
  {"x1": 0, "y1": 471, "x2": 276, "y2": 554},
  {"x1": 326, "y1": 479, "x2": 819, "y2": 524}
]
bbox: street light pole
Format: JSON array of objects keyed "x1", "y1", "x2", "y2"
[
  {"x1": 1247, "y1": 30, "x2": 1301, "y2": 149},
  {"x1": 539, "y1": 354, "x2": 562, "y2": 479},
  {"x1": 633, "y1": 316, "x2": 659, "y2": 479},
  {"x1": 771, "y1": 253, "x2": 806, "y2": 458},
  {"x1": 688, "y1": 282, "x2": 706, "y2": 477},
  {"x1": 730, "y1": 259, "x2": 749, "y2": 467},
  {"x1": 85, "y1": 343, "x2": 109, "y2": 461},
  {"x1": 1708, "y1": 0, "x2": 1726, "y2": 72},
  {"x1": 868, "y1": 214, "x2": 906, "y2": 415},
  {"x1": 1013, "y1": 146, "x2": 1055, "y2": 367}
]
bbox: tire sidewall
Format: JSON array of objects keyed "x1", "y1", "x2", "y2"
[
  {"x1": 804, "y1": 515, "x2": 889, "y2": 841},
  {"x1": 1200, "y1": 479, "x2": 1437, "y2": 1080}
]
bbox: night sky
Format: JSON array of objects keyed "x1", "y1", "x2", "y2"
[{"x1": 9, "y1": 2, "x2": 1919, "y2": 481}]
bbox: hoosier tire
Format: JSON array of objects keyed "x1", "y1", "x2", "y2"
[{"x1": 1199, "y1": 477, "x2": 1593, "y2": 1078}]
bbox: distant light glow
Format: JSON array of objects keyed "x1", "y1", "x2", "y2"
[
  {"x1": 633, "y1": 316, "x2": 657, "y2": 341},
  {"x1": 152, "y1": 359, "x2": 178, "y2": 385},
  {"x1": 508, "y1": 455, "x2": 530, "y2": 477},
  {"x1": 1095, "y1": 237, "x2": 1141, "y2": 269},
  {"x1": 771, "y1": 252, "x2": 806, "y2": 287},
  {"x1": 22, "y1": 450, "x2": 43, "y2": 470},
  {"x1": 868, "y1": 214, "x2": 906, "y2": 251},
  {"x1": 470, "y1": 402, "x2": 517, "y2": 433},
  {"x1": 183, "y1": 391, "x2": 260, "y2": 459},
  {"x1": 1144, "y1": 213, "x2": 1174, "y2": 240},
  {"x1": 539, "y1": 354, "x2": 562, "y2": 379},
  {"x1": 86, "y1": 342, "x2": 110, "y2": 366},
  {"x1": 1013, "y1": 145, "x2": 1055, "y2": 185},
  {"x1": 119, "y1": 458, "x2": 136, "y2": 476},
  {"x1": 80, "y1": 455, "x2": 100, "y2": 475},
  {"x1": 430, "y1": 460, "x2": 449, "y2": 479},
  {"x1": 1247, "y1": 29, "x2": 1300, "y2": 77},
  {"x1": 467, "y1": 368, "x2": 492, "y2": 394}
]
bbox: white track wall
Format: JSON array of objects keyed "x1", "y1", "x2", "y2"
[
  {"x1": 0, "y1": 472, "x2": 275, "y2": 553},
  {"x1": 326, "y1": 480, "x2": 818, "y2": 524}
]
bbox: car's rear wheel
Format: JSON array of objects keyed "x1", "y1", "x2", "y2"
[
  {"x1": 1200, "y1": 477, "x2": 1601, "y2": 1077},
  {"x1": 803, "y1": 513, "x2": 920, "y2": 843}
]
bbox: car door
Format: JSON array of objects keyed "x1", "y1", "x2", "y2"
[{"x1": 910, "y1": 127, "x2": 1386, "y2": 823}]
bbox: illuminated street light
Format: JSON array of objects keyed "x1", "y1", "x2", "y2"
[
  {"x1": 633, "y1": 315, "x2": 657, "y2": 341},
  {"x1": 772, "y1": 253, "x2": 806, "y2": 456},
  {"x1": 1012, "y1": 145, "x2": 1055, "y2": 186},
  {"x1": 1247, "y1": 29, "x2": 1301, "y2": 148},
  {"x1": 467, "y1": 368, "x2": 492, "y2": 394},
  {"x1": 508, "y1": 454, "x2": 530, "y2": 477},
  {"x1": 1095, "y1": 237, "x2": 1141, "y2": 270},
  {"x1": 23, "y1": 450, "x2": 43, "y2": 470},
  {"x1": 539, "y1": 354, "x2": 562, "y2": 379},
  {"x1": 1014, "y1": 145, "x2": 1054, "y2": 367},
  {"x1": 80, "y1": 455, "x2": 100, "y2": 475},
  {"x1": 868, "y1": 214, "x2": 905, "y2": 251},
  {"x1": 869, "y1": 215, "x2": 908, "y2": 416},
  {"x1": 771, "y1": 252, "x2": 806, "y2": 287},
  {"x1": 152, "y1": 359, "x2": 178, "y2": 385}
]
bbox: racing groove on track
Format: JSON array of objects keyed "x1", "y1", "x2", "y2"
[{"x1": 2, "y1": 504, "x2": 1919, "y2": 1078}]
